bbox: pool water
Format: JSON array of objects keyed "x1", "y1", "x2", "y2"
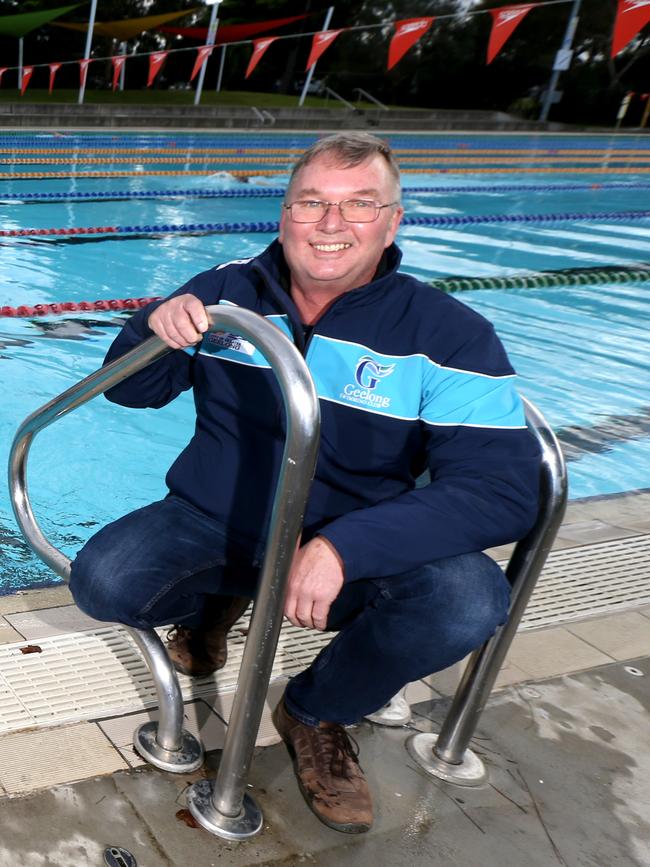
[{"x1": 1, "y1": 131, "x2": 649, "y2": 593}]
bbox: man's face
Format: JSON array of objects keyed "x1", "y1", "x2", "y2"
[{"x1": 279, "y1": 154, "x2": 403, "y2": 298}]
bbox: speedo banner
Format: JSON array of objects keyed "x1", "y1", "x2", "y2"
[{"x1": 387, "y1": 18, "x2": 434, "y2": 70}]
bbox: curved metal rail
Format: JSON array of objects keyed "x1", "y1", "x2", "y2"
[
  {"x1": 406, "y1": 396, "x2": 568, "y2": 785},
  {"x1": 8, "y1": 305, "x2": 320, "y2": 836}
]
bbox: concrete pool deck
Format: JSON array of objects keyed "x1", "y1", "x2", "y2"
[{"x1": 0, "y1": 489, "x2": 648, "y2": 865}]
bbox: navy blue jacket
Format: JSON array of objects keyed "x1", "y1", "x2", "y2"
[{"x1": 104, "y1": 240, "x2": 541, "y2": 581}]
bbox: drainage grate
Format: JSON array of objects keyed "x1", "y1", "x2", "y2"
[
  {"x1": 520, "y1": 534, "x2": 650, "y2": 630},
  {"x1": 0, "y1": 534, "x2": 647, "y2": 735},
  {"x1": 0, "y1": 618, "x2": 330, "y2": 736}
]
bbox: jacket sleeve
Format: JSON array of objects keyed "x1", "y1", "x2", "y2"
[
  {"x1": 318, "y1": 325, "x2": 542, "y2": 582},
  {"x1": 102, "y1": 269, "x2": 220, "y2": 409}
]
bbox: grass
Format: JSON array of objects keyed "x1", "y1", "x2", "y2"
[{"x1": 0, "y1": 88, "x2": 386, "y2": 110}]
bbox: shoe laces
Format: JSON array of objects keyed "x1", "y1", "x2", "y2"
[
  {"x1": 165, "y1": 625, "x2": 190, "y2": 643},
  {"x1": 317, "y1": 725, "x2": 362, "y2": 782}
]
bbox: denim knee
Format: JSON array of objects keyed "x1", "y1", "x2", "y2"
[
  {"x1": 378, "y1": 552, "x2": 510, "y2": 671},
  {"x1": 69, "y1": 535, "x2": 140, "y2": 624}
]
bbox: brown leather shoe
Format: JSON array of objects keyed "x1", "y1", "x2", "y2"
[
  {"x1": 272, "y1": 698, "x2": 373, "y2": 834},
  {"x1": 165, "y1": 595, "x2": 249, "y2": 677}
]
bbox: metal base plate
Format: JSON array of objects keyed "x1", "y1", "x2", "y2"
[
  {"x1": 406, "y1": 732, "x2": 487, "y2": 787},
  {"x1": 133, "y1": 721, "x2": 204, "y2": 773},
  {"x1": 186, "y1": 780, "x2": 263, "y2": 840}
]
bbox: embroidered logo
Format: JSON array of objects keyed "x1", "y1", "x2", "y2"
[
  {"x1": 354, "y1": 355, "x2": 396, "y2": 389},
  {"x1": 340, "y1": 355, "x2": 396, "y2": 411},
  {"x1": 207, "y1": 330, "x2": 255, "y2": 356}
]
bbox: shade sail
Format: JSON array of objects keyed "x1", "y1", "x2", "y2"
[
  {"x1": 0, "y1": 4, "x2": 82, "y2": 39},
  {"x1": 158, "y1": 13, "x2": 310, "y2": 45},
  {"x1": 54, "y1": 8, "x2": 199, "y2": 41}
]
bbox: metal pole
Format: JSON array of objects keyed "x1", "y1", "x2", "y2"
[
  {"x1": 641, "y1": 94, "x2": 650, "y2": 129},
  {"x1": 78, "y1": 0, "x2": 98, "y2": 105},
  {"x1": 8, "y1": 333, "x2": 204, "y2": 773},
  {"x1": 216, "y1": 44, "x2": 226, "y2": 92},
  {"x1": 194, "y1": 0, "x2": 221, "y2": 107},
  {"x1": 186, "y1": 308, "x2": 320, "y2": 840},
  {"x1": 119, "y1": 41, "x2": 127, "y2": 91},
  {"x1": 18, "y1": 37, "x2": 23, "y2": 92},
  {"x1": 539, "y1": 0, "x2": 582, "y2": 122},
  {"x1": 8, "y1": 306, "x2": 319, "y2": 829},
  {"x1": 406, "y1": 397, "x2": 568, "y2": 786},
  {"x1": 299, "y1": 6, "x2": 334, "y2": 107}
]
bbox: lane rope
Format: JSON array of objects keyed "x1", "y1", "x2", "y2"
[
  {"x1": 1, "y1": 297, "x2": 161, "y2": 317},
  {"x1": 4, "y1": 264, "x2": 650, "y2": 317},
  {"x1": 3, "y1": 147, "x2": 650, "y2": 157},
  {"x1": 2, "y1": 210, "x2": 650, "y2": 239},
  {"x1": 5, "y1": 166, "x2": 650, "y2": 180},
  {"x1": 4, "y1": 155, "x2": 650, "y2": 167},
  {"x1": 1, "y1": 181, "x2": 647, "y2": 204}
]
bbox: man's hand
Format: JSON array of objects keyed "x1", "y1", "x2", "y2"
[
  {"x1": 284, "y1": 537, "x2": 345, "y2": 631},
  {"x1": 148, "y1": 294, "x2": 209, "y2": 349}
]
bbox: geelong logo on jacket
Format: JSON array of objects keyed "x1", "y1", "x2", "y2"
[{"x1": 341, "y1": 355, "x2": 396, "y2": 410}]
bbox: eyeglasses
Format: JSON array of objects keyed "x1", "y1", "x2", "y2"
[{"x1": 283, "y1": 199, "x2": 399, "y2": 223}]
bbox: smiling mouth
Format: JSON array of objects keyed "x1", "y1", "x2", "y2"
[{"x1": 311, "y1": 242, "x2": 352, "y2": 252}]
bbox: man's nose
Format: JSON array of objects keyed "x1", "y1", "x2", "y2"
[{"x1": 319, "y1": 202, "x2": 346, "y2": 229}]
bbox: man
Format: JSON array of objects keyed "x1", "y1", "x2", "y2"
[{"x1": 70, "y1": 132, "x2": 540, "y2": 835}]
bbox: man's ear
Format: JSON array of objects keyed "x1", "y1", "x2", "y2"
[{"x1": 384, "y1": 205, "x2": 404, "y2": 247}]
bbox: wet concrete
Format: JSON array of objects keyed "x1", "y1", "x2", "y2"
[{"x1": 0, "y1": 656, "x2": 648, "y2": 866}]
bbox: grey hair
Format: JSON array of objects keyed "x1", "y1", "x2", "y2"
[{"x1": 286, "y1": 132, "x2": 401, "y2": 199}]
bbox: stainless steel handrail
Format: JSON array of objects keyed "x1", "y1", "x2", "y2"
[
  {"x1": 8, "y1": 331, "x2": 199, "y2": 767},
  {"x1": 8, "y1": 305, "x2": 321, "y2": 835},
  {"x1": 406, "y1": 396, "x2": 568, "y2": 785}
]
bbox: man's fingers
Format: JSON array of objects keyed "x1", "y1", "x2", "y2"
[
  {"x1": 149, "y1": 295, "x2": 209, "y2": 349},
  {"x1": 311, "y1": 600, "x2": 330, "y2": 632},
  {"x1": 184, "y1": 297, "x2": 209, "y2": 334}
]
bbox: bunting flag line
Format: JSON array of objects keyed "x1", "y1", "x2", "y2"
[
  {"x1": 20, "y1": 66, "x2": 34, "y2": 96},
  {"x1": 611, "y1": 0, "x2": 650, "y2": 57},
  {"x1": 147, "y1": 50, "x2": 168, "y2": 87},
  {"x1": 0, "y1": 68, "x2": 7, "y2": 87},
  {"x1": 305, "y1": 29, "x2": 344, "y2": 71},
  {"x1": 111, "y1": 55, "x2": 126, "y2": 91},
  {"x1": 190, "y1": 44, "x2": 214, "y2": 82},
  {"x1": 79, "y1": 58, "x2": 92, "y2": 89},
  {"x1": 245, "y1": 37, "x2": 277, "y2": 78},
  {"x1": 486, "y1": 4, "x2": 534, "y2": 64},
  {"x1": 48, "y1": 62, "x2": 62, "y2": 94},
  {"x1": 387, "y1": 18, "x2": 434, "y2": 70}
]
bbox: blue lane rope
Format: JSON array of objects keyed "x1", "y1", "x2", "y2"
[
  {"x1": 2, "y1": 182, "x2": 648, "y2": 204},
  {"x1": 5, "y1": 209, "x2": 650, "y2": 240},
  {"x1": 1, "y1": 135, "x2": 649, "y2": 149}
]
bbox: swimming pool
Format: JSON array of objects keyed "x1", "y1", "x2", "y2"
[{"x1": 1, "y1": 131, "x2": 649, "y2": 593}]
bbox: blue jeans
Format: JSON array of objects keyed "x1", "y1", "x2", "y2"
[{"x1": 70, "y1": 495, "x2": 510, "y2": 726}]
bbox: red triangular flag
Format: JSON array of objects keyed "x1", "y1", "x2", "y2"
[
  {"x1": 111, "y1": 55, "x2": 126, "y2": 92},
  {"x1": 611, "y1": 0, "x2": 650, "y2": 57},
  {"x1": 20, "y1": 66, "x2": 34, "y2": 96},
  {"x1": 0, "y1": 68, "x2": 7, "y2": 88},
  {"x1": 486, "y1": 5, "x2": 534, "y2": 64},
  {"x1": 245, "y1": 37, "x2": 278, "y2": 79},
  {"x1": 79, "y1": 58, "x2": 92, "y2": 89},
  {"x1": 305, "y1": 29, "x2": 344, "y2": 71},
  {"x1": 147, "y1": 51, "x2": 168, "y2": 87},
  {"x1": 190, "y1": 45, "x2": 214, "y2": 82},
  {"x1": 48, "y1": 63, "x2": 62, "y2": 95},
  {"x1": 387, "y1": 18, "x2": 434, "y2": 71}
]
